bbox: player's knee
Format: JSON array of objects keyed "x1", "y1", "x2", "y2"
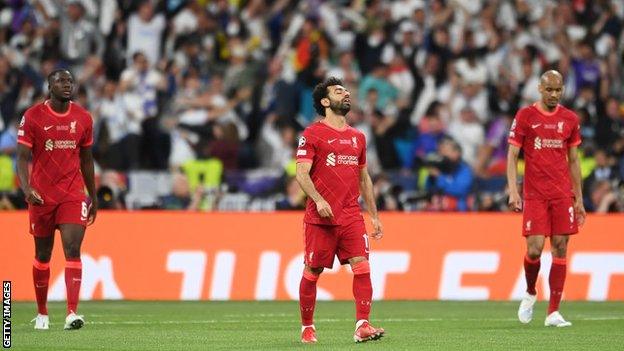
[
  {"x1": 526, "y1": 247, "x2": 541, "y2": 260},
  {"x1": 64, "y1": 246, "x2": 81, "y2": 259},
  {"x1": 551, "y1": 246, "x2": 567, "y2": 258},
  {"x1": 350, "y1": 260, "x2": 370, "y2": 275},
  {"x1": 35, "y1": 252, "x2": 51, "y2": 263},
  {"x1": 306, "y1": 266, "x2": 324, "y2": 275},
  {"x1": 348, "y1": 256, "x2": 367, "y2": 266}
]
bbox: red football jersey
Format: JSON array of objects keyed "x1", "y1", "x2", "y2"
[
  {"x1": 296, "y1": 121, "x2": 367, "y2": 225},
  {"x1": 17, "y1": 101, "x2": 94, "y2": 204},
  {"x1": 508, "y1": 103, "x2": 581, "y2": 200}
]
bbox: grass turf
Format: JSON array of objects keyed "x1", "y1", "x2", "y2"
[{"x1": 9, "y1": 301, "x2": 624, "y2": 350}]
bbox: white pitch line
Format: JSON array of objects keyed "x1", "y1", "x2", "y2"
[{"x1": 20, "y1": 316, "x2": 623, "y2": 327}]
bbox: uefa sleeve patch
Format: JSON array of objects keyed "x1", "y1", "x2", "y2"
[{"x1": 297, "y1": 150, "x2": 307, "y2": 156}]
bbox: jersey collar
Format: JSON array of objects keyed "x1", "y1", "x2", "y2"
[
  {"x1": 533, "y1": 102, "x2": 560, "y2": 116},
  {"x1": 44, "y1": 100, "x2": 73, "y2": 117}
]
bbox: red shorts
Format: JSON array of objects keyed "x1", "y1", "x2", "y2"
[
  {"x1": 303, "y1": 220, "x2": 369, "y2": 269},
  {"x1": 29, "y1": 199, "x2": 90, "y2": 237},
  {"x1": 522, "y1": 197, "x2": 578, "y2": 237}
]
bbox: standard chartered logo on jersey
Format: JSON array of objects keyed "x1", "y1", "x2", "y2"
[
  {"x1": 326, "y1": 152, "x2": 358, "y2": 167},
  {"x1": 533, "y1": 137, "x2": 563, "y2": 150},
  {"x1": 44, "y1": 139, "x2": 77, "y2": 151}
]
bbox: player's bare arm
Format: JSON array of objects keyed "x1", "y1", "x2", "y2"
[
  {"x1": 296, "y1": 162, "x2": 333, "y2": 218},
  {"x1": 506, "y1": 144, "x2": 522, "y2": 212},
  {"x1": 567, "y1": 146, "x2": 586, "y2": 226},
  {"x1": 359, "y1": 167, "x2": 383, "y2": 240},
  {"x1": 16, "y1": 143, "x2": 43, "y2": 205},
  {"x1": 80, "y1": 146, "x2": 97, "y2": 225}
]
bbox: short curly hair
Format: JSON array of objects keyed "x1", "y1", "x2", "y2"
[{"x1": 312, "y1": 77, "x2": 345, "y2": 116}]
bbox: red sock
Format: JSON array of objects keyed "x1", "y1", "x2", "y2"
[
  {"x1": 65, "y1": 258, "x2": 82, "y2": 314},
  {"x1": 548, "y1": 257, "x2": 567, "y2": 314},
  {"x1": 33, "y1": 259, "x2": 50, "y2": 315},
  {"x1": 524, "y1": 255, "x2": 540, "y2": 295},
  {"x1": 299, "y1": 270, "x2": 318, "y2": 326},
  {"x1": 352, "y1": 261, "x2": 372, "y2": 321}
]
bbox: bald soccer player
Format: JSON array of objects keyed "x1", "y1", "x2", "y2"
[{"x1": 507, "y1": 70, "x2": 585, "y2": 327}]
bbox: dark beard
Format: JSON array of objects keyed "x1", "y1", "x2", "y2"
[
  {"x1": 52, "y1": 92, "x2": 72, "y2": 102},
  {"x1": 329, "y1": 100, "x2": 350, "y2": 116}
]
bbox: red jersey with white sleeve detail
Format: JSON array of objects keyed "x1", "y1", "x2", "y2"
[
  {"x1": 296, "y1": 121, "x2": 367, "y2": 226},
  {"x1": 17, "y1": 101, "x2": 94, "y2": 204},
  {"x1": 507, "y1": 103, "x2": 581, "y2": 200}
]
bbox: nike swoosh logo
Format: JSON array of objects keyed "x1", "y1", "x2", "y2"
[
  {"x1": 531, "y1": 124, "x2": 541, "y2": 129},
  {"x1": 328, "y1": 139, "x2": 337, "y2": 144},
  {"x1": 44, "y1": 126, "x2": 53, "y2": 131}
]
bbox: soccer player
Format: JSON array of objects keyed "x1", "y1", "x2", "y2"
[
  {"x1": 507, "y1": 70, "x2": 585, "y2": 327},
  {"x1": 295, "y1": 77, "x2": 385, "y2": 343},
  {"x1": 16, "y1": 69, "x2": 97, "y2": 330}
]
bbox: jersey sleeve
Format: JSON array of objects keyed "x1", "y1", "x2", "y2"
[
  {"x1": 17, "y1": 114, "x2": 34, "y2": 148},
  {"x1": 568, "y1": 115, "x2": 582, "y2": 147},
  {"x1": 296, "y1": 128, "x2": 315, "y2": 164},
  {"x1": 507, "y1": 110, "x2": 526, "y2": 148},
  {"x1": 81, "y1": 114, "x2": 94, "y2": 147},
  {"x1": 358, "y1": 133, "x2": 367, "y2": 168}
]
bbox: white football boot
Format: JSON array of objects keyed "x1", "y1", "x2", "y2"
[
  {"x1": 64, "y1": 312, "x2": 85, "y2": 330},
  {"x1": 518, "y1": 292, "x2": 537, "y2": 324},
  {"x1": 32, "y1": 314, "x2": 49, "y2": 330},
  {"x1": 545, "y1": 311, "x2": 572, "y2": 327}
]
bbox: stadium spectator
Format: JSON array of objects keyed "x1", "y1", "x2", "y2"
[
  {"x1": 448, "y1": 106, "x2": 484, "y2": 168},
  {"x1": 59, "y1": 0, "x2": 104, "y2": 82},
  {"x1": 373, "y1": 173, "x2": 401, "y2": 211},
  {"x1": 586, "y1": 179, "x2": 624, "y2": 213},
  {"x1": 583, "y1": 149, "x2": 621, "y2": 198},
  {"x1": 258, "y1": 113, "x2": 296, "y2": 169},
  {"x1": 126, "y1": 0, "x2": 165, "y2": 67},
  {"x1": 424, "y1": 138, "x2": 474, "y2": 211},
  {"x1": 158, "y1": 172, "x2": 202, "y2": 210},
  {"x1": 119, "y1": 51, "x2": 168, "y2": 169},
  {"x1": 275, "y1": 176, "x2": 305, "y2": 210},
  {"x1": 94, "y1": 80, "x2": 141, "y2": 170}
]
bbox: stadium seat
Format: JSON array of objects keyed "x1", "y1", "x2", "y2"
[{"x1": 125, "y1": 171, "x2": 172, "y2": 209}]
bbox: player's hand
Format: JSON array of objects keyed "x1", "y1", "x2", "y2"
[
  {"x1": 315, "y1": 198, "x2": 334, "y2": 219},
  {"x1": 508, "y1": 191, "x2": 522, "y2": 212},
  {"x1": 574, "y1": 197, "x2": 586, "y2": 227},
  {"x1": 25, "y1": 187, "x2": 44, "y2": 205},
  {"x1": 88, "y1": 203, "x2": 97, "y2": 226},
  {"x1": 370, "y1": 216, "x2": 383, "y2": 240}
]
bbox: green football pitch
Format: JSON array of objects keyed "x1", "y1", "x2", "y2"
[{"x1": 8, "y1": 301, "x2": 624, "y2": 350}]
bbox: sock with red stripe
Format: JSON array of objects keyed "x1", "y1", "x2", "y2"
[
  {"x1": 299, "y1": 270, "x2": 318, "y2": 326},
  {"x1": 33, "y1": 259, "x2": 50, "y2": 315},
  {"x1": 65, "y1": 258, "x2": 82, "y2": 314},
  {"x1": 548, "y1": 257, "x2": 567, "y2": 314},
  {"x1": 524, "y1": 255, "x2": 540, "y2": 295},
  {"x1": 352, "y1": 261, "x2": 372, "y2": 321}
]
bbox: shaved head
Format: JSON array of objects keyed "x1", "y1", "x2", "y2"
[
  {"x1": 538, "y1": 70, "x2": 564, "y2": 110},
  {"x1": 540, "y1": 70, "x2": 563, "y2": 86}
]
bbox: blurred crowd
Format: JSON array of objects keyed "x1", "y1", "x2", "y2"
[{"x1": 1, "y1": 0, "x2": 623, "y2": 212}]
